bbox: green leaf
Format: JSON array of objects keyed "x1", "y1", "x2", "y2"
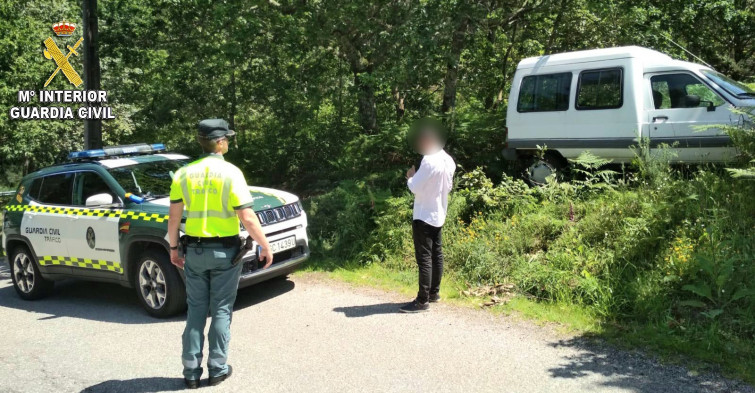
[
  {"x1": 731, "y1": 288, "x2": 751, "y2": 302},
  {"x1": 682, "y1": 283, "x2": 713, "y2": 300},
  {"x1": 726, "y1": 168, "x2": 755, "y2": 179},
  {"x1": 701, "y1": 309, "x2": 724, "y2": 319},
  {"x1": 695, "y1": 255, "x2": 715, "y2": 276},
  {"x1": 678, "y1": 300, "x2": 707, "y2": 308}
]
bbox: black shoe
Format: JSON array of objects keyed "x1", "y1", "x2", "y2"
[
  {"x1": 429, "y1": 293, "x2": 440, "y2": 303},
  {"x1": 184, "y1": 378, "x2": 199, "y2": 389},
  {"x1": 209, "y1": 365, "x2": 233, "y2": 387},
  {"x1": 399, "y1": 299, "x2": 429, "y2": 313}
]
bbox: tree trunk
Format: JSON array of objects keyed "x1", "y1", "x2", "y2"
[
  {"x1": 82, "y1": 0, "x2": 102, "y2": 149},
  {"x1": 441, "y1": 17, "x2": 469, "y2": 114},
  {"x1": 493, "y1": 22, "x2": 520, "y2": 110},
  {"x1": 229, "y1": 68, "x2": 236, "y2": 133},
  {"x1": 337, "y1": 58, "x2": 344, "y2": 133},
  {"x1": 23, "y1": 156, "x2": 30, "y2": 176},
  {"x1": 393, "y1": 87, "x2": 405, "y2": 121},
  {"x1": 355, "y1": 72, "x2": 377, "y2": 134}
]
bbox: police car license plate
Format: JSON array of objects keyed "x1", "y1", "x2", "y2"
[{"x1": 270, "y1": 236, "x2": 296, "y2": 253}]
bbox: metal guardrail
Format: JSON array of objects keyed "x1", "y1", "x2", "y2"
[{"x1": 0, "y1": 191, "x2": 15, "y2": 197}]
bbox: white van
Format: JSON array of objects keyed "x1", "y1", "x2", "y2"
[{"x1": 505, "y1": 46, "x2": 755, "y2": 183}]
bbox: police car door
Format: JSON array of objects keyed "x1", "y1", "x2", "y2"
[
  {"x1": 69, "y1": 171, "x2": 123, "y2": 277},
  {"x1": 22, "y1": 173, "x2": 74, "y2": 274}
]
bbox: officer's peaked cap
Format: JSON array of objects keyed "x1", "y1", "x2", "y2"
[{"x1": 197, "y1": 119, "x2": 235, "y2": 139}]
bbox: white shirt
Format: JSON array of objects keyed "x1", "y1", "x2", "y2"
[{"x1": 407, "y1": 149, "x2": 455, "y2": 227}]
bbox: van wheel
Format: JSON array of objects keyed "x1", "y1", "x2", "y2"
[
  {"x1": 135, "y1": 250, "x2": 186, "y2": 318},
  {"x1": 9, "y1": 245, "x2": 53, "y2": 300},
  {"x1": 525, "y1": 152, "x2": 567, "y2": 186}
]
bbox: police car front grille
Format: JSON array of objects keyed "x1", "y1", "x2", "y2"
[
  {"x1": 254, "y1": 202, "x2": 302, "y2": 227},
  {"x1": 241, "y1": 246, "x2": 303, "y2": 275}
]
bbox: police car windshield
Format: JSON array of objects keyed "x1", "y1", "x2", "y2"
[{"x1": 108, "y1": 159, "x2": 187, "y2": 199}]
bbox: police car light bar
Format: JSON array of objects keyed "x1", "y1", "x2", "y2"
[{"x1": 69, "y1": 143, "x2": 166, "y2": 160}]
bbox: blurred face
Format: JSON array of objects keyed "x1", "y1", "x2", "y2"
[
  {"x1": 408, "y1": 118, "x2": 447, "y2": 155},
  {"x1": 418, "y1": 130, "x2": 441, "y2": 155}
]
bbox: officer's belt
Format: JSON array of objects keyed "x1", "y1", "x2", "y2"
[{"x1": 184, "y1": 235, "x2": 239, "y2": 248}]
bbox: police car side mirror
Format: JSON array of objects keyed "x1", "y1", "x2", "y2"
[{"x1": 86, "y1": 193, "x2": 118, "y2": 208}]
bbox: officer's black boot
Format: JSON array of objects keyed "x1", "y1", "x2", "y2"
[
  {"x1": 209, "y1": 365, "x2": 233, "y2": 386},
  {"x1": 184, "y1": 378, "x2": 199, "y2": 389}
]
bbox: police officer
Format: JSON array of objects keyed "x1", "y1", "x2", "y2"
[{"x1": 167, "y1": 119, "x2": 273, "y2": 389}]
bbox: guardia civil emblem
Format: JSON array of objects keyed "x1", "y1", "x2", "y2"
[
  {"x1": 86, "y1": 227, "x2": 96, "y2": 249},
  {"x1": 43, "y1": 21, "x2": 83, "y2": 87}
]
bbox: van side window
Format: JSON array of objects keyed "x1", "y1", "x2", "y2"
[
  {"x1": 650, "y1": 74, "x2": 725, "y2": 109},
  {"x1": 517, "y1": 72, "x2": 572, "y2": 113},
  {"x1": 576, "y1": 68, "x2": 623, "y2": 110},
  {"x1": 36, "y1": 173, "x2": 74, "y2": 205}
]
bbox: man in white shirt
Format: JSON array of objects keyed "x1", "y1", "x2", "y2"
[{"x1": 400, "y1": 125, "x2": 455, "y2": 313}]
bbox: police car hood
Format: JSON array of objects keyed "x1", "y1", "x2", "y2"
[
  {"x1": 247, "y1": 186, "x2": 298, "y2": 209},
  {"x1": 145, "y1": 186, "x2": 298, "y2": 209}
]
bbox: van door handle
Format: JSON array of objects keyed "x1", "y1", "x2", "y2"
[{"x1": 652, "y1": 116, "x2": 668, "y2": 122}]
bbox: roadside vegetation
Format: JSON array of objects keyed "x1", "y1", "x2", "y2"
[{"x1": 304, "y1": 110, "x2": 755, "y2": 382}]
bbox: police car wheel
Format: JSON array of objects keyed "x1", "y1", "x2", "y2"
[
  {"x1": 10, "y1": 246, "x2": 53, "y2": 300},
  {"x1": 135, "y1": 251, "x2": 186, "y2": 318}
]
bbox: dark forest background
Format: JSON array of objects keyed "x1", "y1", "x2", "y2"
[{"x1": 1, "y1": 0, "x2": 753, "y2": 188}]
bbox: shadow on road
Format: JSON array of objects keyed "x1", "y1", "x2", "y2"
[
  {"x1": 0, "y1": 279, "x2": 176, "y2": 324},
  {"x1": 234, "y1": 277, "x2": 295, "y2": 311},
  {"x1": 0, "y1": 272, "x2": 295, "y2": 324},
  {"x1": 333, "y1": 302, "x2": 403, "y2": 317},
  {"x1": 81, "y1": 377, "x2": 184, "y2": 392},
  {"x1": 547, "y1": 336, "x2": 752, "y2": 393}
]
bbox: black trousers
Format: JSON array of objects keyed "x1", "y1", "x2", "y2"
[{"x1": 412, "y1": 219, "x2": 443, "y2": 303}]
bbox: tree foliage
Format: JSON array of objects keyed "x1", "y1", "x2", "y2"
[{"x1": 1, "y1": 0, "x2": 753, "y2": 188}]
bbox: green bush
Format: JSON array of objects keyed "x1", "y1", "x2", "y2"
[
  {"x1": 306, "y1": 146, "x2": 755, "y2": 368},
  {"x1": 304, "y1": 180, "x2": 378, "y2": 260},
  {"x1": 721, "y1": 108, "x2": 755, "y2": 178}
]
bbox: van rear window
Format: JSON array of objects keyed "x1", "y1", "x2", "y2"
[
  {"x1": 576, "y1": 68, "x2": 623, "y2": 110},
  {"x1": 517, "y1": 72, "x2": 572, "y2": 113}
]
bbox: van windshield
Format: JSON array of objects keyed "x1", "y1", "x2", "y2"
[{"x1": 701, "y1": 70, "x2": 755, "y2": 99}]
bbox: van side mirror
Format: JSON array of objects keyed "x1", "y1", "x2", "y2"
[
  {"x1": 696, "y1": 99, "x2": 716, "y2": 112},
  {"x1": 684, "y1": 94, "x2": 701, "y2": 108},
  {"x1": 86, "y1": 193, "x2": 119, "y2": 208}
]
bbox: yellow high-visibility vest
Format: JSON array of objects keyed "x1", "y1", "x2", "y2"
[{"x1": 169, "y1": 154, "x2": 253, "y2": 237}]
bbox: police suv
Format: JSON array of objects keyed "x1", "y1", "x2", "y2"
[{"x1": 2, "y1": 144, "x2": 309, "y2": 317}]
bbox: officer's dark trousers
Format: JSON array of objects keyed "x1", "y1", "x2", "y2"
[
  {"x1": 412, "y1": 219, "x2": 443, "y2": 304},
  {"x1": 182, "y1": 242, "x2": 242, "y2": 380}
]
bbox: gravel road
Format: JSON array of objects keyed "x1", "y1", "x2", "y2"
[{"x1": 0, "y1": 260, "x2": 752, "y2": 393}]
